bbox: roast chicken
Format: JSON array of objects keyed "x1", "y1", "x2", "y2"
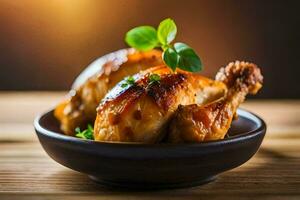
[
  {"x1": 168, "y1": 61, "x2": 263, "y2": 143},
  {"x1": 54, "y1": 47, "x2": 263, "y2": 144},
  {"x1": 54, "y1": 49, "x2": 163, "y2": 135},
  {"x1": 94, "y1": 65, "x2": 226, "y2": 143}
]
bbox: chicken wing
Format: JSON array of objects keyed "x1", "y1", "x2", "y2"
[
  {"x1": 168, "y1": 61, "x2": 263, "y2": 143},
  {"x1": 54, "y1": 49, "x2": 163, "y2": 135},
  {"x1": 94, "y1": 65, "x2": 226, "y2": 143}
]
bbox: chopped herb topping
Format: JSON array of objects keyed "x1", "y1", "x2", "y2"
[
  {"x1": 121, "y1": 76, "x2": 136, "y2": 88},
  {"x1": 149, "y1": 73, "x2": 161, "y2": 84},
  {"x1": 75, "y1": 124, "x2": 94, "y2": 140}
]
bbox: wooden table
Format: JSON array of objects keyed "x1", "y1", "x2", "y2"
[{"x1": 0, "y1": 92, "x2": 299, "y2": 200}]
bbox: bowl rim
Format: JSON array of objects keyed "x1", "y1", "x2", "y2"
[{"x1": 34, "y1": 108, "x2": 266, "y2": 148}]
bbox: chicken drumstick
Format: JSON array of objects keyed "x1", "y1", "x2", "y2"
[{"x1": 168, "y1": 61, "x2": 263, "y2": 143}]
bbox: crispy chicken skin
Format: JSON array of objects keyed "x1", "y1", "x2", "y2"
[
  {"x1": 54, "y1": 49, "x2": 163, "y2": 135},
  {"x1": 168, "y1": 61, "x2": 263, "y2": 143},
  {"x1": 94, "y1": 66, "x2": 226, "y2": 143}
]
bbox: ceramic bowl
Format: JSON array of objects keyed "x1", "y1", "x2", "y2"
[{"x1": 34, "y1": 108, "x2": 266, "y2": 189}]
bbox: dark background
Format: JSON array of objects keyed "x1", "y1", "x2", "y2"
[{"x1": 0, "y1": 0, "x2": 299, "y2": 98}]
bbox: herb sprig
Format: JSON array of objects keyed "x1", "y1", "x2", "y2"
[
  {"x1": 125, "y1": 18, "x2": 202, "y2": 72},
  {"x1": 75, "y1": 124, "x2": 94, "y2": 140}
]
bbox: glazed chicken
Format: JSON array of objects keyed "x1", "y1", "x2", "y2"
[
  {"x1": 54, "y1": 49, "x2": 163, "y2": 135},
  {"x1": 168, "y1": 61, "x2": 263, "y2": 143},
  {"x1": 94, "y1": 65, "x2": 226, "y2": 143}
]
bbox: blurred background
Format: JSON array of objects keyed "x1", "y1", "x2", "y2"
[{"x1": 0, "y1": 0, "x2": 299, "y2": 98}]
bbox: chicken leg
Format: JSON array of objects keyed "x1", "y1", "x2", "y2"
[{"x1": 168, "y1": 61, "x2": 263, "y2": 143}]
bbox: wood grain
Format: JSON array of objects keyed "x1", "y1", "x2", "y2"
[{"x1": 0, "y1": 92, "x2": 299, "y2": 199}]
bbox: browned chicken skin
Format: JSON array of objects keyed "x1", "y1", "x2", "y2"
[
  {"x1": 168, "y1": 61, "x2": 263, "y2": 143},
  {"x1": 94, "y1": 66, "x2": 226, "y2": 143},
  {"x1": 55, "y1": 46, "x2": 263, "y2": 144},
  {"x1": 54, "y1": 49, "x2": 163, "y2": 135}
]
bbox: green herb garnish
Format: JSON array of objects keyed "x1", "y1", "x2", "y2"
[
  {"x1": 125, "y1": 18, "x2": 202, "y2": 72},
  {"x1": 149, "y1": 73, "x2": 161, "y2": 84},
  {"x1": 75, "y1": 124, "x2": 94, "y2": 140},
  {"x1": 125, "y1": 26, "x2": 158, "y2": 51},
  {"x1": 121, "y1": 76, "x2": 136, "y2": 88}
]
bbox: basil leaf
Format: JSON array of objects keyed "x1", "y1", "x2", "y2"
[
  {"x1": 124, "y1": 19, "x2": 203, "y2": 73},
  {"x1": 163, "y1": 47, "x2": 179, "y2": 71},
  {"x1": 157, "y1": 18, "x2": 177, "y2": 45},
  {"x1": 174, "y1": 43, "x2": 202, "y2": 72},
  {"x1": 125, "y1": 26, "x2": 158, "y2": 51}
]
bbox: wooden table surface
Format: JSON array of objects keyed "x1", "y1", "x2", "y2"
[{"x1": 0, "y1": 92, "x2": 299, "y2": 200}]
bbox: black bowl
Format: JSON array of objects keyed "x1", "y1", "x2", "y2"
[{"x1": 34, "y1": 108, "x2": 266, "y2": 189}]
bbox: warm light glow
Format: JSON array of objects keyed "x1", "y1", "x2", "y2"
[{"x1": 0, "y1": 0, "x2": 267, "y2": 92}]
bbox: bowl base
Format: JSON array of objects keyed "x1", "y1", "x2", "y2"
[{"x1": 88, "y1": 175, "x2": 216, "y2": 190}]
